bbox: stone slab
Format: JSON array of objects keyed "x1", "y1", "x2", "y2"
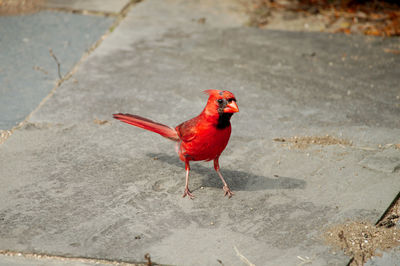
[
  {"x1": 0, "y1": 10, "x2": 113, "y2": 130},
  {"x1": 365, "y1": 247, "x2": 400, "y2": 266},
  {"x1": 0, "y1": 0, "x2": 399, "y2": 265},
  {"x1": 0, "y1": 255, "x2": 111, "y2": 266},
  {"x1": 43, "y1": 0, "x2": 131, "y2": 14},
  {"x1": 359, "y1": 147, "x2": 400, "y2": 173}
]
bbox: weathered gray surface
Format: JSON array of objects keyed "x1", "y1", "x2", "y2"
[
  {"x1": 43, "y1": 0, "x2": 131, "y2": 13},
  {"x1": 359, "y1": 147, "x2": 400, "y2": 173},
  {"x1": 0, "y1": 0, "x2": 399, "y2": 265},
  {"x1": 0, "y1": 255, "x2": 110, "y2": 266},
  {"x1": 365, "y1": 247, "x2": 400, "y2": 266},
  {"x1": 0, "y1": 11, "x2": 113, "y2": 130}
]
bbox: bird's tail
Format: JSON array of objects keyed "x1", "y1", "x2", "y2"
[{"x1": 113, "y1": 113, "x2": 180, "y2": 141}]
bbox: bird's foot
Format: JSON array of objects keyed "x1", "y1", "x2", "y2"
[
  {"x1": 223, "y1": 185, "x2": 234, "y2": 198},
  {"x1": 182, "y1": 188, "x2": 195, "y2": 199}
]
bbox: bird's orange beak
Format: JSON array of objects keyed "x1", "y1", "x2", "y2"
[{"x1": 224, "y1": 101, "x2": 239, "y2": 113}]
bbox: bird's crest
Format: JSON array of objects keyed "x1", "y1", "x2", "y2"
[
  {"x1": 203, "y1": 89, "x2": 222, "y2": 97},
  {"x1": 204, "y1": 89, "x2": 235, "y2": 100}
]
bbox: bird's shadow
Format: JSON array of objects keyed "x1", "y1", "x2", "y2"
[{"x1": 147, "y1": 153, "x2": 306, "y2": 191}]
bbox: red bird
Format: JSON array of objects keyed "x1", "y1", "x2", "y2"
[{"x1": 113, "y1": 90, "x2": 239, "y2": 199}]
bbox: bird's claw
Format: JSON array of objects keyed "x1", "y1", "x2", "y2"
[
  {"x1": 223, "y1": 185, "x2": 234, "y2": 198},
  {"x1": 182, "y1": 188, "x2": 195, "y2": 199}
]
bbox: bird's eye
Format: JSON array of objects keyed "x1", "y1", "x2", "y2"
[{"x1": 217, "y1": 99, "x2": 223, "y2": 104}]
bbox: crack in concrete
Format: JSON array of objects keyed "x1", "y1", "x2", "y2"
[
  {"x1": 0, "y1": 249, "x2": 162, "y2": 266},
  {"x1": 0, "y1": 0, "x2": 141, "y2": 147}
]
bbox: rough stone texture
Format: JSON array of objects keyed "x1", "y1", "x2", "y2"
[
  {"x1": 0, "y1": 0, "x2": 399, "y2": 265},
  {"x1": 359, "y1": 147, "x2": 400, "y2": 173},
  {"x1": 0, "y1": 255, "x2": 111, "y2": 266},
  {"x1": 365, "y1": 247, "x2": 400, "y2": 266},
  {"x1": 0, "y1": 11, "x2": 113, "y2": 130},
  {"x1": 43, "y1": 0, "x2": 131, "y2": 13}
]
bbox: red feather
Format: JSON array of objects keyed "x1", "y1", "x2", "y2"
[
  {"x1": 113, "y1": 90, "x2": 239, "y2": 199},
  {"x1": 113, "y1": 113, "x2": 179, "y2": 141}
]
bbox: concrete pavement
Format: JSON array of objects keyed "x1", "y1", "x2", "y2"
[
  {"x1": 0, "y1": 8, "x2": 114, "y2": 130},
  {"x1": 0, "y1": 0, "x2": 399, "y2": 265}
]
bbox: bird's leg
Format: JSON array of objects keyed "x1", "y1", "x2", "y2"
[
  {"x1": 182, "y1": 160, "x2": 194, "y2": 199},
  {"x1": 214, "y1": 157, "x2": 234, "y2": 198}
]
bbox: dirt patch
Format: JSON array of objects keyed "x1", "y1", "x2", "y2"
[
  {"x1": 274, "y1": 135, "x2": 352, "y2": 149},
  {"x1": 0, "y1": 0, "x2": 44, "y2": 16},
  {"x1": 325, "y1": 193, "x2": 400, "y2": 265},
  {"x1": 325, "y1": 221, "x2": 400, "y2": 265},
  {"x1": 94, "y1": 118, "x2": 109, "y2": 125},
  {"x1": 377, "y1": 193, "x2": 400, "y2": 229},
  {"x1": 247, "y1": 0, "x2": 400, "y2": 37}
]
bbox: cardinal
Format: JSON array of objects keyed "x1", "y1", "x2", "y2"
[{"x1": 113, "y1": 90, "x2": 239, "y2": 199}]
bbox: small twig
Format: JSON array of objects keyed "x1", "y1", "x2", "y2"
[
  {"x1": 49, "y1": 48, "x2": 62, "y2": 80},
  {"x1": 217, "y1": 259, "x2": 224, "y2": 265},
  {"x1": 144, "y1": 253, "x2": 152, "y2": 266},
  {"x1": 297, "y1": 255, "x2": 316, "y2": 266},
  {"x1": 338, "y1": 230, "x2": 350, "y2": 250},
  {"x1": 33, "y1": 65, "x2": 49, "y2": 75},
  {"x1": 234, "y1": 246, "x2": 255, "y2": 266}
]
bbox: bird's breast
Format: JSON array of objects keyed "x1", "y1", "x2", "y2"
[{"x1": 178, "y1": 125, "x2": 231, "y2": 162}]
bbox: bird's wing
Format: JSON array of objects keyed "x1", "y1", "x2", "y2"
[{"x1": 175, "y1": 116, "x2": 200, "y2": 142}]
